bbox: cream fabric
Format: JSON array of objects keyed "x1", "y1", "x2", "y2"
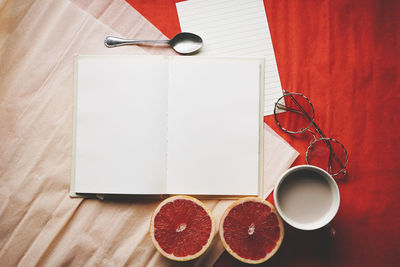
[{"x1": 0, "y1": 0, "x2": 298, "y2": 266}]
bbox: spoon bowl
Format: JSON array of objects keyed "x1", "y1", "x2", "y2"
[
  {"x1": 104, "y1": 32, "x2": 203, "y2": 55},
  {"x1": 168, "y1": 32, "x2": 203, "y2": 55}
]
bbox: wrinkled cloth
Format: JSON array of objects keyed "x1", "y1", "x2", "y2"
[{"x1": 0, "y1": 0, "x2": 298, "y2": 266}]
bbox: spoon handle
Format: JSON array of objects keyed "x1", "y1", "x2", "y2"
[{"x1": 104, "y1": 36, "x2": 169, "y2": 48}]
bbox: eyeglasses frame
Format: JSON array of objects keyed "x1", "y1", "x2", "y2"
[{"x1": 273, "y1": 91, "x2": 348, "y2": 177}]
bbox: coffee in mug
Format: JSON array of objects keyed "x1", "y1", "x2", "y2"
[{"x1": 273, "y1": 165, "x2": 340, "y2": 230}]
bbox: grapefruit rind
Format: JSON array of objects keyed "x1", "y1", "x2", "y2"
[
  {"x1": 149, "y1": 195, "x2": 216, "y2": 261},
  {"x1": 219, "y1": 197, "x2": 284, "y2": 264}
]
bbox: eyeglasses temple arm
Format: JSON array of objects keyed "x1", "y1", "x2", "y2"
[{"x1": 276, "y1": 103, "x2": 305, "y2": 115}]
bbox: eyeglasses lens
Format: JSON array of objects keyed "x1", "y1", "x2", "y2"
[
  {"x1": 307, "y1": 138, "x2": 348, "y2": 177},
  {"x1": 274, "y1": 94, "x2": 314, "y2": 134}
]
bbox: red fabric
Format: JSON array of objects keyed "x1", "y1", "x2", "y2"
[
  {"x1": 127, "y1": 0, "x2": 400, "y2": 266},
  {"x1": 125, "y1": 0, "x2": 182, "y2": 39}
]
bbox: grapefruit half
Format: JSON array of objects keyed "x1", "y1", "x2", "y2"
[
  {"x1": 149, "y1": 195, "x2": 215, "y2": 261},
  {"x1": 219, "y1": 197, "x2": 284, "y2": 264}
]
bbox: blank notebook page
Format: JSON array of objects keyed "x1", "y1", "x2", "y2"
[
  {"x1": 166, "y1": 57, "x2": 263, "y2": 195},
  {"x1": 74, "y1": 56, "x2": 168, "y2": 194}
]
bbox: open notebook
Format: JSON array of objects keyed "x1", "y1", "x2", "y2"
[{"x1": 70, "y1": 56, "x2": 264, "y2": 197}]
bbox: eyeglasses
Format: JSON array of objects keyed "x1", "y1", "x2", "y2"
[{"x1": 274, "y1": 90, "x2": 348, "y2": 178}]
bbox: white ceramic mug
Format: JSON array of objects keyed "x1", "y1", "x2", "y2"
[{"x1": 273, "y1": 165, "x2": 340, "y2": 230}]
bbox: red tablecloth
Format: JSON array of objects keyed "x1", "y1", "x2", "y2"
[{"x1": 129, "y1": 0, "x2": 399, "y2": 266}]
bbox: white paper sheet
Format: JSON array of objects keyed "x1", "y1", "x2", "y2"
[
  {"x1": 176, "y1": 0, "x2": 283, "y2": 115},
  {"x1": 166, "y1": 57, "x2": 263, "y2": 195},
  {"x1": 74, "y1": 56, "x2": 168, "y2": 194}
]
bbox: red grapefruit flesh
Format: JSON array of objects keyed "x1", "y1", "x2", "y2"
[
  {"x1": 219, "y1": 197, "x2": 284, "y2": 264},
  {"x1": 150, "y1": 195, "x2": 215, "y2": 261}
]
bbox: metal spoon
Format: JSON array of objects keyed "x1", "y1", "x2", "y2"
[{"x1": 104, "y1": 32, "x2": 203, "y2": 55}]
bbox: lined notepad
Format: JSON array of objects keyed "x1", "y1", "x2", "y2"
[{"x1": 176, "y1": 0, "x2": 283, "y2": 115}]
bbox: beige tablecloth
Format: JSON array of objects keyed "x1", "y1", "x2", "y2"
[{"x1": 0, "y1": 0, "x2": 298, "y2": 266}]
